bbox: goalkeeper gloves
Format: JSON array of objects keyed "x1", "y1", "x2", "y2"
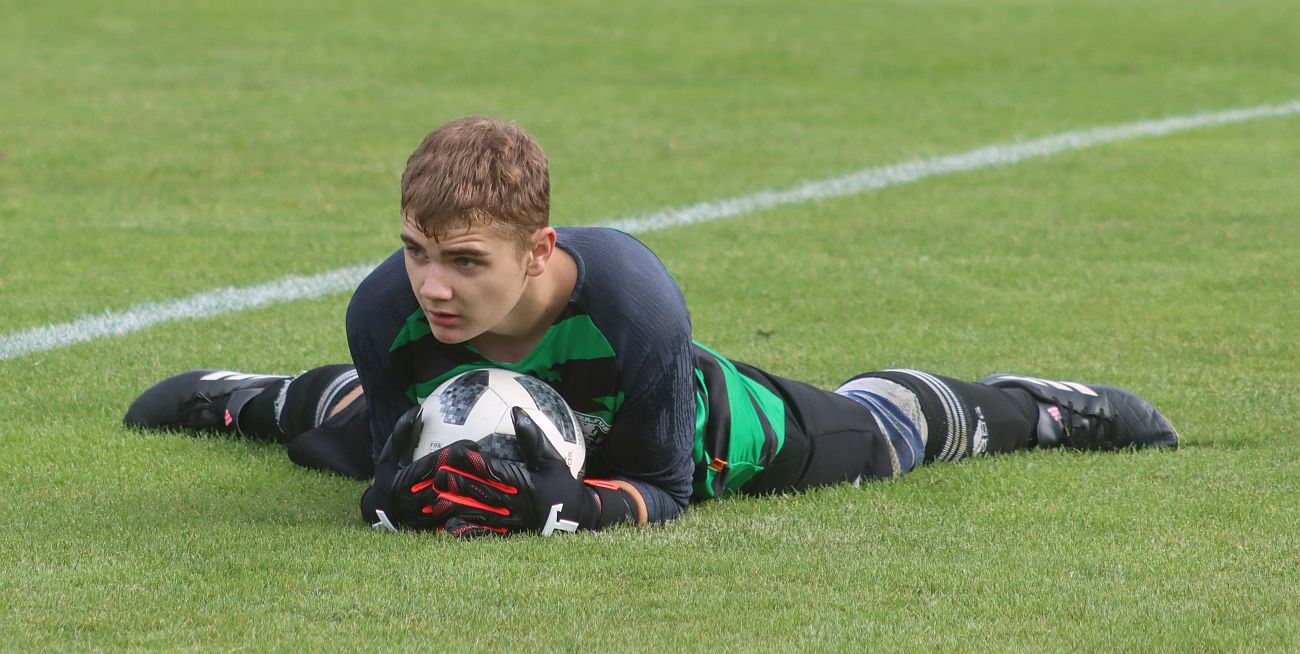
[{"x1": 390, "y1": 407, "x2": 640, "y2": 536}]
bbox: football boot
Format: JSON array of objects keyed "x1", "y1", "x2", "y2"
[
  {"x1": 123, "y1": 369, "x2": 287, "y2": 437},
  {"x1": 980, "y1": 374, "x2": 1178, "y2": 451}
]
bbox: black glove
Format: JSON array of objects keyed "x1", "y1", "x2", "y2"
[
  {"x1": 382, "y1": 407, "x2": 467, "y2": 532},
  {"x1": 373, "y1": 406, "x2": 475, "y2": 532},
  {"x1": 363, "y1": 405, "x2": 424, "y2": 531},
  {"x1": 431, "y1": 407, "x2": 635, "y2": 536}
]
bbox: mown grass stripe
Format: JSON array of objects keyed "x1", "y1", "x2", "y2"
[{"x1": 3, "y1": 99, "x2": 1298, "y2": 361}]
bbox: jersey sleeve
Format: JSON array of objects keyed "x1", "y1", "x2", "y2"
[
  {"x1": 345, "y1": 249, "x2": 420, "y2": 524},
  {"x1": 562, "y1": 229, "x2": 697, "y2": 523},
  {"x1": 597, "y1": 332, "x2": 696, "y2": 523}
]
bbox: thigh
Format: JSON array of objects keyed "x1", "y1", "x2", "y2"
[{"x1": 733, "y1": 362, "x2": 895, "y2": 495}]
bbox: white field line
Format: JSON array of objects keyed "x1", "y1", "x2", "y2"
[{"x1": 3, "y1": 99, "x2": 1299, "y2": 361}]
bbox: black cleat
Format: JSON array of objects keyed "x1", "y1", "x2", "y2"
[
  {"x1": 124, "y1": 370, "x2": 288, "y2": 436},
  {"x1": 980, "y1": 374, "x2": 1179, "y2": 451}
]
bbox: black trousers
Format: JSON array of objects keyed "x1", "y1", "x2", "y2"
[
  {"x1": 731, "y1": 361, "x2": 894, "y2": 495},
  {"x1": 285, "y1": 397, "x2": 374, "y2": 480}
]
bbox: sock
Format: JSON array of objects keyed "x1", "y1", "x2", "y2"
[
  {"x1": 237, "y1": 364, "x2": 360, "y2": 442},
  {"x1": 239, "y1": 379, "x2": 290, "y2": 440},
  {"x1": 838, "y1": 369, "x2": 1038, "y2": 464},
  {"x1": 277, "y1": 365, "x2": 362, "y2": 438}
]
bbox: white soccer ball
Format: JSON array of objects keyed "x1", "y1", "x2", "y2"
[{"x1": 413, "y1": 368, "x2": 586, "y2": 478}]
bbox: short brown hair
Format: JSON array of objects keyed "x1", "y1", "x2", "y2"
[{"x1": 401, "y1": 116, "x2": 550, "y2": 250}]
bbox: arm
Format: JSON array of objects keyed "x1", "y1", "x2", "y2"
[
  {"x1": 592, "y1": 335, "x2": 696, "y2": 524},
  {"x1": 344, "y1": 251, "x2": 420, "y2": 526},
  {"x1": 565, "y1": 227, "x2": 697, "y2": 524}
]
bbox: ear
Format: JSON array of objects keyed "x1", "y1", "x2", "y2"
[{"x1": 524, "y1": 227, "x2": 557, "y2": 277}]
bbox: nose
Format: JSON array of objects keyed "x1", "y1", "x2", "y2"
[{"x1": 418, "y1": 266, "x2": 454, "y2": 302}]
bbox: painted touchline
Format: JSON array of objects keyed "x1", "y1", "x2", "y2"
[{"x1": 3, "y1": 99, "x2": 1299, "y2": 361}]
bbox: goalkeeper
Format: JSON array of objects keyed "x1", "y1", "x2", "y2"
[{"x1": 125, "y1": 116, "x2": 1178, "y2": 536}]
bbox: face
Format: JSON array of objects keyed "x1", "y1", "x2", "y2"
[{"x1": 400, "y1": 219, "x2": 551, "y2": 345}]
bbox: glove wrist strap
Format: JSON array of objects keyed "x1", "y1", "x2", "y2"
[{"x1": 584, "y1": 479, "x2": 638, "y2": 529}]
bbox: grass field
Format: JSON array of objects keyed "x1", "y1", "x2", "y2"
[{"x1": 2, "y1": 0, "x2": 1298, "y2": 650}]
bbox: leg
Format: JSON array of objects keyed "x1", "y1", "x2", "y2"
[
  {"x1": 733, "y1": 362, "x2": 900, "y2": 495},
  {"x1": 284, "y1": 388, "x2": 374, "y2": 480},
  {"x1": 837, "y1": 369, "x2": 1178, "y2": 458},
  {"x1": 124, "y1": 364, "x2": 375, "y2": 478},
  {"x1": 736, "y1": 366, "x2": 1178, "y2": 496},
  {"x1": 739, "y1": 366, "x2": 1041, "y2": 495},
  {"x1": 835, "y1": 369, "x2": 1042, "y2": 467}
]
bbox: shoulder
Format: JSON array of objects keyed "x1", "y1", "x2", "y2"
[
  {"x1": 558, "y1": 227, "x2": 688, "y2": 325},
  {"x1": 346, "y1": 250, "x2": 420, "y2": 360},
  {"x1": 348, "y1": 249, "x2": 413, "y2": 316},
  {"x1": 557, "y1": 226, "x2": 660, "y2": 262},
  {"x1": 557, "y1": 227, "x2": 669, "y2": 280},
  {"x1": 558, "y1": 227, "x2": 692, "y2": 372}
]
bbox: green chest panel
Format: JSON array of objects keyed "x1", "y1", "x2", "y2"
[{"x1": 389, "y1": 306, "x2": 624, "y2": 443}]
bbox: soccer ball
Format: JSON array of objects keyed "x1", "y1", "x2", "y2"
[{"x1": 413, "y1": 368, "x2": 586, "y2": 478}]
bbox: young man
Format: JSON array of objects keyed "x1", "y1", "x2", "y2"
[{"x1": 125, "y1": 116, "x2": 1179, "y2": 536}]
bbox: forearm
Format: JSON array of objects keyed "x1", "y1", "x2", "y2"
[{"x1": 613, "y1": 476, "x2": 685, "y2": 524}]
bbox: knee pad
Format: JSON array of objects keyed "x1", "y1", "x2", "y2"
[
  {"x1": 834, "y1": 375, "x2": 929, "y2": 474},
  {"x1": 838, "y1": 369, "x2": 982, "y2": 463}
]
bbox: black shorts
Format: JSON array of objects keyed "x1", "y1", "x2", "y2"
[{"x1": 731, "y1": 362, "x2": 894, "y2": 495}]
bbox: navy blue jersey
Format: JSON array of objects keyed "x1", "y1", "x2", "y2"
[{"x1": 348, "y1": 227, "x2": 697, "y2": 523}]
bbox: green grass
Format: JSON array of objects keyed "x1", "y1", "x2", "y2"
[{"x1": 2, "y1": 0, "x2": 1298, "y2": 650}]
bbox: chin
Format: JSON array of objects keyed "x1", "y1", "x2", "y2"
[
  {"x1": 430, "y1": 326, "x2": 475, "y2": 345},
  {"x1": 432, "y1": 318, "x2": 495, "y2": 345}
]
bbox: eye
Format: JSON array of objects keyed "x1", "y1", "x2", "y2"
[
  {"x1": 454, "y1": 257, "x2": 479, "y2": 270},
  {"x1": 404, "y1": 244, "x2": 427, "y2": 261}
]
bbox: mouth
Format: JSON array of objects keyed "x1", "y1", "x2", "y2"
[{"x1": 426, "y1": 310, "x2": 462, "y2": 327}]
